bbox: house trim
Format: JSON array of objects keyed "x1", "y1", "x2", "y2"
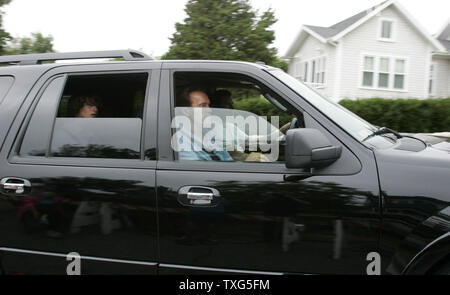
[
  {"x1": 303, "y1": 26, "x2": 328, "y2": 43},
  {"x1": 435, "y1": 18, "x2": 450, "y2": 39},
  {"x1": 428, "y1": 61, "x2": 437, "y2": 97},
  {"x1": 357, "y1": 86, "x2": 409, "y2": 94},
  {"x1": 425, "y1": 46, "x2": 433, "y2": 98},
  {"x1": 285, "y1": 26, "x2": 330, "y2": 59},
  {"x1": 333, "y1": 40, "x2": 343, "y2": 101},
  {"x1": 285, "y1": 0, "x2": 446, "y2": 59},
  {"x1": 329, "y1": 0, "x2": 445, "y2": 52}
]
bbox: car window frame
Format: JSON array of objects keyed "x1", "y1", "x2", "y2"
[
  {"x1": 157, "y1": 66, "x2": 310, "y2": 175},
  {"x1": 8, "y1": 63, "x2": 160, "y2": 170},
  {"x1": 0, "y1": 75, "x2": 15, "y2": 106}
]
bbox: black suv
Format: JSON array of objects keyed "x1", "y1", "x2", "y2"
[{"x1": 0, "y1": 50, "x2": 448, "y2": 275}]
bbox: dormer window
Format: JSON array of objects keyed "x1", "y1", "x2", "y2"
[{"x1": 379, "y1": 19, "x2": 395, "y2": 41}]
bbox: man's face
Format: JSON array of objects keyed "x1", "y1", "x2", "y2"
[
  {"x1": 189, "y1": 91, "x2": 210, "y2": 108},
  {"x1": 77, "y1": 103, "x2": 98, "y2": 118}
]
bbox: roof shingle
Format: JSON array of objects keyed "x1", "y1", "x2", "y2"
[{"x1": 305, "y1": 1, "x2": 388, "y2": 39}]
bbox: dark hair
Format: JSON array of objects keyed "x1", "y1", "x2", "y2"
[
  {"x1": 68, "y1": 95, "x2": 101, "y2": 117},
  {"x1": 178, "y1": 86, "x2": 208, "y2": 107},
  {"x1": 212, "y1": 89, "x2": 233, "y2": 108}
]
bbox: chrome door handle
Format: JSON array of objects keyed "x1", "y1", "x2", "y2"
[
  {"x1": 186, "y1": 192, "x2": 214, "y2": 205},
  {"x1": 187, "y1": 192, "x2": 214, "y2": 201},
  {"x1": 178, "y1": 186, "x2": 221, "y2": 207},
  {"x1": 0, "y1": 178, "x2": 31, "y2": 194}
]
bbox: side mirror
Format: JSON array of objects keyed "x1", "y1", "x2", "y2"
[{"x1": 285, "y1": 128, "x2": 342, "y2": 169}]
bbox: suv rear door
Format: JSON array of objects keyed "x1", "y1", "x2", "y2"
[{"x1": 0, "y1": 62, "x2": 160, "y2": 274}]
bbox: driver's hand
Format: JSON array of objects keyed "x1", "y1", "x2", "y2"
[{"x1": 280, "y1": 122, "x2": 290, "y2": 134}]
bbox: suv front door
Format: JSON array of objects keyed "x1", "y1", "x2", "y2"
[
  {"x1": 156, "y1": 63, "x2": 381, "y2": 274},
  {"x1": 0, "y1": 63, "x2": 160, "y2": 274}
]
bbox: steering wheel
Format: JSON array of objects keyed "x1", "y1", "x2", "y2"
[
  {"x1": 289, "y1": 117, "x2": 298, "y2": 130},
  {"x1": 280, "y1": 117, "x2": 298, "y2": 135}
]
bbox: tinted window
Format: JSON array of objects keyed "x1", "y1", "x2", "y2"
[
  {"x1": 172, "y1": 72, "x2": 302, "y2": 163},
  {"x1": 20, "y1": 76, "x2": 65, "y2": 156},
  {"x1": 50, "y1": 73, "x2": 148, "y2": 159},
  {"x1": 51, "y1": 118, "x2": 141, "y2": 158},
  {"x1": 20, "y1": 73, "x2": 150, "y2": 159},
  {"x1": 0, "y1": 76, "x2": 15, "y2": 106}
]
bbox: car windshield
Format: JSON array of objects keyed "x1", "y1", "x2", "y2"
[{"x1": 269, "y1": 69, "x2": 395, "y2": 148}]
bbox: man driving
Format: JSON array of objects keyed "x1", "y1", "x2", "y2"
[{"x1": 173, "y1": 88, "x2": 233, "y2": 161}]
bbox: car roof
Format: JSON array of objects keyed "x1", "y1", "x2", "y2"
[{"x1": 0, "y1": 59, "x2": 274, "y2": 76}]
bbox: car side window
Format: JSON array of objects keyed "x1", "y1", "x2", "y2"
[
  {"x1": 20, "y1": 76, "x2": 66, "y2": 156},
  {"x1": 19, "y1": 72, "x2": 151, "y2": 160},
  {"x1": 171, "y1": 72, "x2": 303, "y2": 163}
]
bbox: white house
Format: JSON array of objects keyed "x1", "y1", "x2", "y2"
[
  {"x1": 284, "y1": 0, "x2": 450, "y2": 102},
  {"x1": 432, "y1": 19, "x2": 450, "y2": 98}
]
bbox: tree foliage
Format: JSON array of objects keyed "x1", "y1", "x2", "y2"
[
  {"x1": 163, "y1": 0, "x2": 287, "y2": 70},
  {"x1": 5, "y1": 32, "x2": 55, "y2": 54},
  {"x1": 339, "y1": 98, "x2": 450, "y2": 133},
  {"x1": 0, "y1": 1, "x2": 54, "y2": 55},
  {"x1": 0, "y1": 0, "x2": 12, "y2": 55}
]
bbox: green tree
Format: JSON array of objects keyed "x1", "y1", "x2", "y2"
[
  {"x1": 163, "y1": 0, "x2": 287, "y2": 70},
  {"x1": 0, "y1": 0, "x2": 12, "y2": 55},
  {"x1": 5, "y1": 32, "x2": 55, "y2": 54}
]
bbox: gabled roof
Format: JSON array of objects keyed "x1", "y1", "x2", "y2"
[
  {"x1": 436, "y1": 19, "x2": 450, "y2": 51},
  {"x1": 285, "y1": 0, "x2": 446, "y2": 58},
  {"x1": 305, "y1": 1, "x2": 388, "y2": 40},
  {"x1": 438, "y1": 40, "x2": 450, "y2": 52}
]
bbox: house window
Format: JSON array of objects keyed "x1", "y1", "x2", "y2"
[
  {"x1": 362, "y1": 56, "x2": 375, "y2": 87},
  {"x1": 303, "y1": 62, "x2": 308, "y2": 82},
  {"x1": 378, "y1": 58, "x2": 390, "y2": 88},
  {"x1": 294, "y1": 60, "x2": 302, "y2": 80},
  {"x1": 394, "y1": 59, "x2": 406, "y2": 89},
  {"x1": 293, "y1": 61, "x2": 310, "y2": 83},
  {"x1": 311, "y1": 60, "x2": 316, "y2": 83},
  {"x1": 306, "y1": 56, "x2": 326, "y2": 87},
  {"x1": 379, "y1": 19, "x2": 394, "y2": 41},
  {"x1": 361, "y1": 55, "x2": 407, "y2": 91},
  {"x1": 429, "y1": 63, "x2": 436, "y2": 95},
  {"x1": 316, "y1": 57, "x2": 326, "y2": 84}
]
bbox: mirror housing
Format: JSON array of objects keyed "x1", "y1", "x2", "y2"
[{"x1": 285, "y1": 128, "x2": 342, "y2": 169}]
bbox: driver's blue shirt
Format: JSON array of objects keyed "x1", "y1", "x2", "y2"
[
  {"x1": 174, "y1": 123, "x2": 233, "y2": 161},
  {"x1": 178, "y1": 149, "x2": 232, "y2": 161}
]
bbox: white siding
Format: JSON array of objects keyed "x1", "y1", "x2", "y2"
[
  {"x1": 339, "y1": 6, "x2": 431, "y2": 99},
  {"x1": 288, "y1": 35, "x2": 336, "y2": 98},
  {"x1": 431, "y1": 57, "x2": 450, "y2": 98}
]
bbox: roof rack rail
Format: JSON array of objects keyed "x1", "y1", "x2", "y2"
[{"x1": 0, "y1": 49, "x2": 152, "y2": 65}]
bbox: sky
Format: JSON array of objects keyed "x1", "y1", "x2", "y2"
[{"x1": 2, "y1": 0, "x2": 449, "y2": 58}]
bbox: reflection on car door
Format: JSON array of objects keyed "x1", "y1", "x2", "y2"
[
  {"x1": 0, "y1": 64, "x2": 160, "y2": 274},
  {"x1": 155, "y1": 66, "x2": 381, "y2": 274}
]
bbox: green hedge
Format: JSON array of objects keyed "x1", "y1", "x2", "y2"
[
  {"x1": 233, "y1": 97, "x2": 294, "y2": 126},
  {"x1": 234, "y1": 97, "x2": 450, "y2": 133},
  {"x1": 339, "y1": 98, "x2": 450, "y2": 133}
]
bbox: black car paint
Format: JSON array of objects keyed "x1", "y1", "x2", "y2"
[
  {"x1": 374, "y1": 144, "x2": 450, "y2": 274},
  {"x1": 0, "y1": 60, "x2": 448, "y2": 274}
]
